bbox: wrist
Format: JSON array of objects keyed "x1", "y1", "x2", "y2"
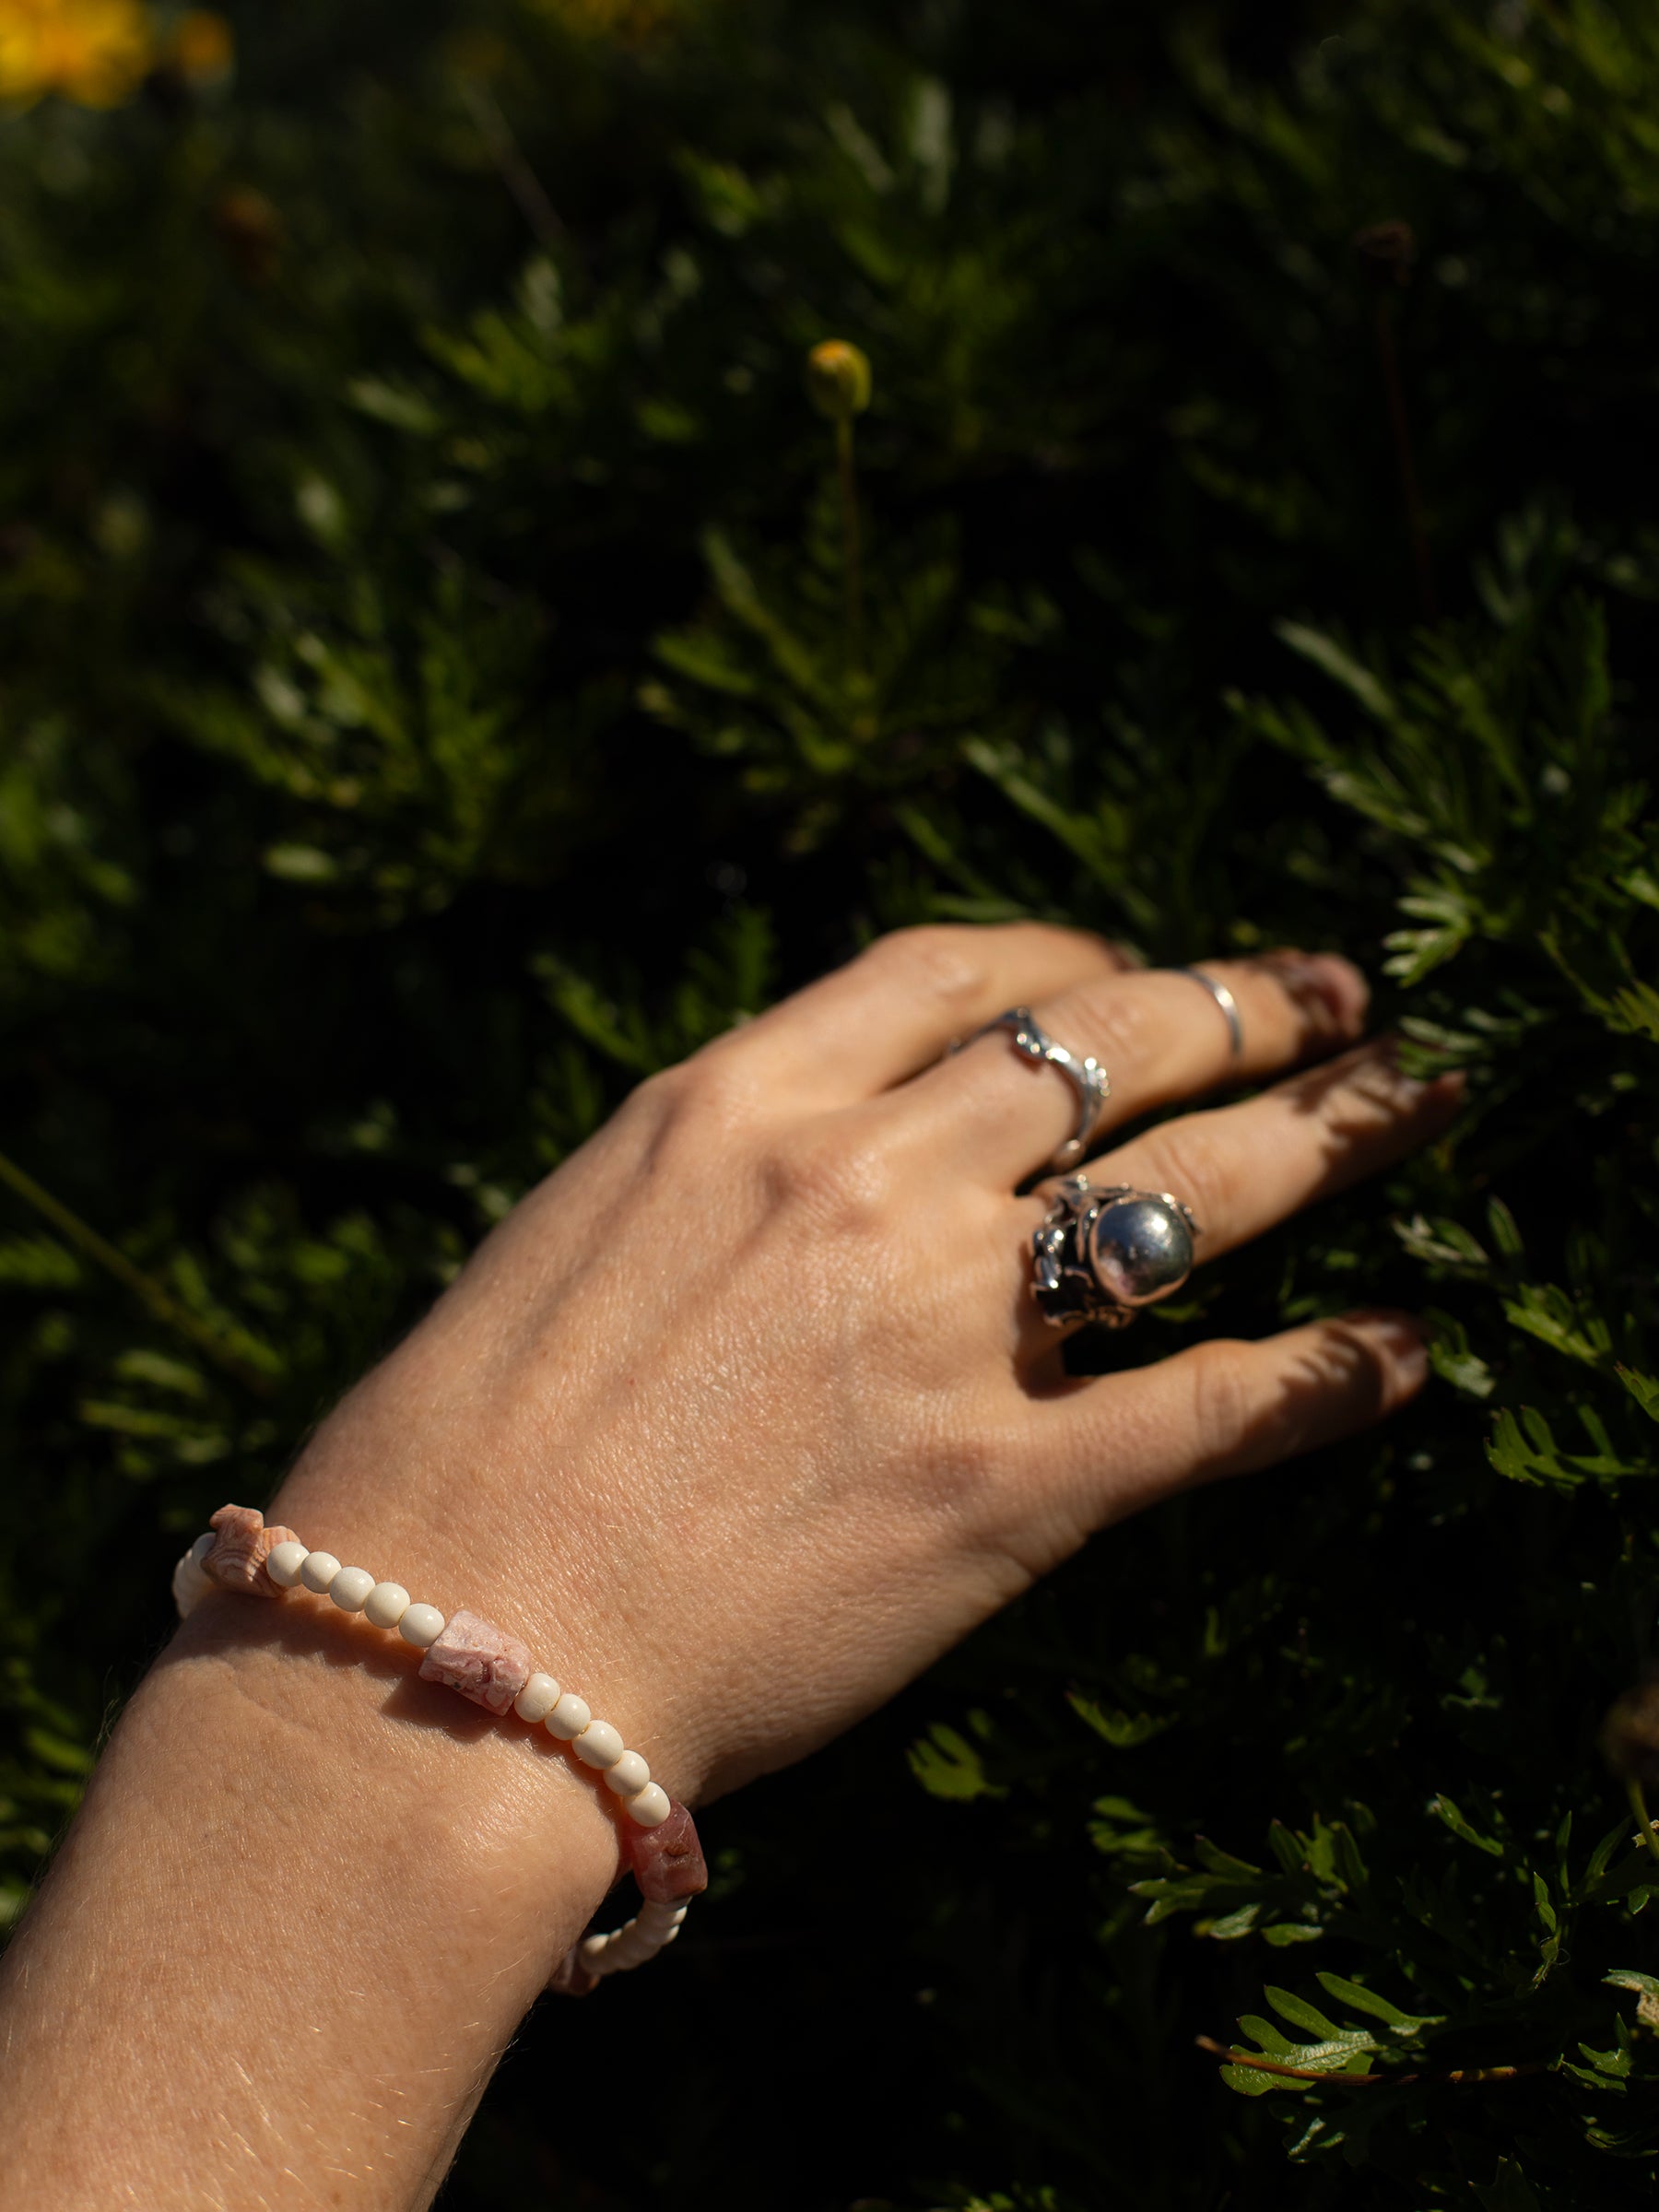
[
  {"x1": 169, "y1": 1593, "x2": 626, "y2": 1946},
  {"x1": 0, "y1": 1600, "x2": 622, "y2": 2210},
  {"x1": 268, "y1": 1389, "x2": 713, "y2": 1809}
]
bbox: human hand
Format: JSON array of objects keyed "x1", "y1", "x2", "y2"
[
  {"x1": 276, "y1": 924, "x2": 1455, "y2": 1811},
  {"x1": 0, "y1": 924, "x2": 1459, "y2": 2212}
]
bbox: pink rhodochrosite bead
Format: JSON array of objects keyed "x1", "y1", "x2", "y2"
[
  {"x1": 416, "y1": 1607, "x2": 532, "y2": 1715},
  {"x1": 629, "y1": 1802, "x2": 709, "y2": 1904},
  {"x1": 204, "y1": 1505, "x2": 300, "y2": 1597}
]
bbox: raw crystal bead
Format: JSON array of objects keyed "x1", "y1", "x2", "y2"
[
  {"x1": 204, "y1": 1504, "x2": 300, "y2": 1597},
  {"x1": 417, "y1": 1607, "x2": 532, "y2": 1714},
  {"x1": 628, "y1": 1800, "x2": 708, "y2": 1903}
]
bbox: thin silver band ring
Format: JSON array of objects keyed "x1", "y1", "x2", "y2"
[{"x1": 1174, "y1": 967, "x2": 1243, "y2": 1059}]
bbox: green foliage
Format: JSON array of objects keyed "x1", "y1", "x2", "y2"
[{"x1": 5, "y1": 0, "x2": 1659, "y2": 2204}]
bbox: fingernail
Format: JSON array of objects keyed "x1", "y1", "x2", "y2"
[
  {"x1": 1338, "y1": 1308, "x2": 1430, "y2": 1402},
  {"x1": 1374, "y1": 1040, "x2": 1466, "y2": 1108},
  {"x1": 1265, "y1": 950, "x2": 1370, "y2": 1033}
]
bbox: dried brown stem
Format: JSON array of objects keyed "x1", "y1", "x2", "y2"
[
  {"x1": 1195, "y1": 2035, "x2": 1541, "y2": 2090},
  {"x1": 0, "y1": 1146, "x2": 273, "y2": 1395},
  {"x1": 456, "y1": 76, "x2": 565, "y2": 253}
]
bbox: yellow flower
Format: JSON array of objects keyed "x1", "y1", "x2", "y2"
[
  {"x1": 0, "y1": 0, "x2": 154, "y2": 109},
  {"x1": 806, "y1": 341, "x2": 873, "y2": 422},
  {"x1": 167, "y1": 7, "x2": 230, "y2": 85}
]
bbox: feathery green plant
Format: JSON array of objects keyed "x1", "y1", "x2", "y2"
[{"x1": 4, "y1": 3, "x2": 1659, "y2": 2204}]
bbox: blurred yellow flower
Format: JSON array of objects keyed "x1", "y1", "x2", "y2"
[
  {"x1": 0, "y1": 0, "x2": 154, "y2": 108},
  {"x1": 533, "y1": 0, "x2": 672, "y2": 43},
  {"x1": 167, "y1": 7, "x2": 230, "y2": 85},
  {"x1": 806, "y1": 341, "x2": 873, "y2": 422}
]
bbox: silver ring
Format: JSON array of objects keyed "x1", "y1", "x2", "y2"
[
  {"x1": 965, "y1": 1007, "x2": 1110, "y2": 1169},
  {"x1": 1174, "y1": 967, "x2": 1243, "y2": 1059},
  {"x1": 1031, "y1": 1176, "x2": 1200, "y2": 1329}
]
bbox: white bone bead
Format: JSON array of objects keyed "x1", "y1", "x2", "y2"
[
  {"x1": 627, "y1": 1783, "x2": 672, "y2": 1828},
  {"x1": 545, "y1": 1692, "x2": 591, "y2": 1741},
  {"x1": 582, "y1": 1930, "x2": 629, "y2": 1968},
  {"x1": 171, "y1": 1546, "x2": 213, "y2": 1618},
  {"x1": 605, "y1": 1749, "x2": 651, "y2": 1797},
  {"x1": 398, "y1": 1603, "x2": 446, "y2": 1649},
  {"x1": 330, "y1": 1567, "x2": 376, "y2": 1612},
  {"x1": 362, "y1": 1581, "x2": 410, "y2": 1630},
  {"x1": 300, "y1": 1550, "x2": 341, "y2": 1594},
  {"x1": 513, "y1": 1672, "x2": 560, "y2": 1723},
  {"x1": 265, "y1": 1541, "x2": 307, "y2": 1590},
  {"x1": 573, "y1": 1720, "x2": 625, "y2": 1770}
]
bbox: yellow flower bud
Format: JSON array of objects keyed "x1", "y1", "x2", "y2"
[
  {"x1": 170, "y1": 9, "x2": 233, "y2": 85},
  {"x1": 806, "y1": 341, "x2": 872, "y2": 422}
]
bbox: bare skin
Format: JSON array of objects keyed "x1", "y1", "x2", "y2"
[{"x1": 0, "y1": 924, "x2": 1458, "y2": 2208}]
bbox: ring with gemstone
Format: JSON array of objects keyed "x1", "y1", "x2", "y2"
[
  {"x1": 962, "y1": 1007, "x2": 1111, "y2": 1170},
  {"x1": 1030, "y1": 1176, "x2": 1200, "y2": 1329}
]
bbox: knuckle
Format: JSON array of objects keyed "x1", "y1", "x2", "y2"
[
  {"x1": 632, "y1": 1051, "x2": 763, "y2": 1163},
  {"x1": 1136, "y1": 1117, "x2": 1232, "y2": 1232},
  {"x1": 767, "y1": 1124, "x2": 897, "y2": 1234},
  {"x1": 1053, "y1": 976, "x2": 1159, "y2": 1066},
  {"x1": 863, "y1": 925, "x2": 988, "y2": 1007},
  {"x1": 1188, "y1": 1344, "x2": 1255, "y2": 1462}
]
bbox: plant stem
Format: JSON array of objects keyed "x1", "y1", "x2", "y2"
[
  {"x1": 1371, "y1": 295, "x2": 1437, "y2": 621},
  {"x1": 0, "y1": 1147, "x2": 274, "y2": 1395},
  {"x1": 455, "y1": 75, "x2": 566, "y2": 254},
  {"x1": 1194, "y1": 2035, "x2": 1541, "y2": 2089},
  {"x1": 836, "y1": 414, "x2": 864, "y2": 675},
  {"x1": 1628, "y1": 1777, "x2": 1659, "y2": 1867}
]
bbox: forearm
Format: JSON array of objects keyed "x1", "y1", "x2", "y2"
[{"x1": 0, "y1": 1592, "x2": 618, "y2": 2210}]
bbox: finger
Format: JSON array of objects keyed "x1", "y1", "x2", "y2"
[
  {"x1": 1091, "y1": 1039, "x2": 1462, "y2": 1261},
  {"x1": 706, "y1": 922, "x2": 1134, "y2": 1104},
  {"x1": 1027, "y1": 1310, "x2": 1429, "y2": 1541},
  {"x1": 901, "y1": 949, "x2": 1369, "y2": 1183}
]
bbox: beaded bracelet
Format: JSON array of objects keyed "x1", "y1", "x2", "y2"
[{"x1": 171, "y1": 1503, "x2": 707, "y2": 1996}]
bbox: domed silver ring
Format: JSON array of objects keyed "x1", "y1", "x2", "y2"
[
  {"x1": 962, "y1": 1007, "x2": 1111, "y2": 1170},
  {"x1": 1031, "y1": 1176, "x2": 1200, "y2": 1329}
]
